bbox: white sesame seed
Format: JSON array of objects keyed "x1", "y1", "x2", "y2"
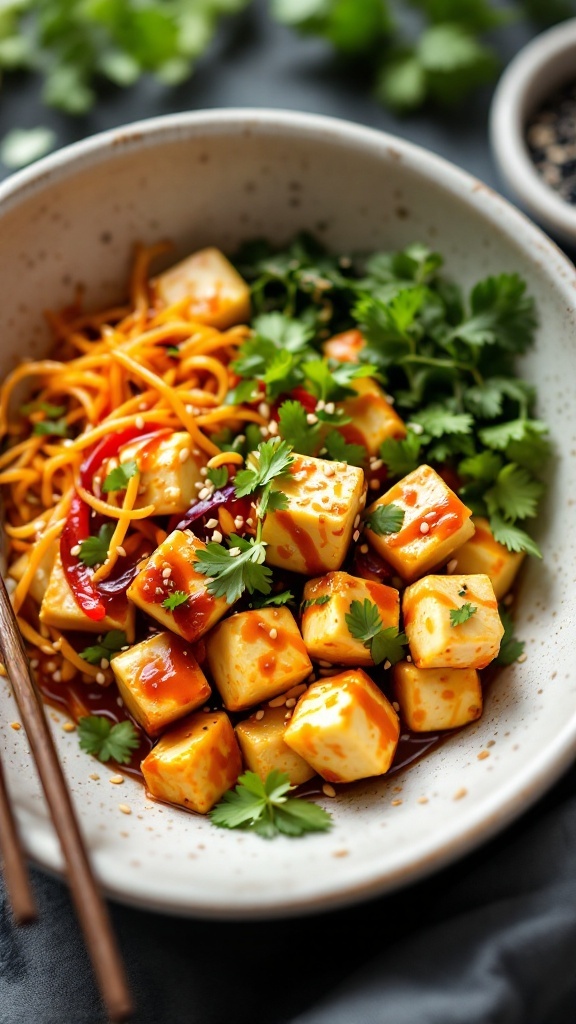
[
  {"x1": 179, "y1": 447, "x2": 190, "y2": 463},
  {"x1": 45, "y1": 660, "x2": 56, "y2": 673},
  {"x1": 306, "y1": 413, "x2": 318, "y2": 425},
  {"x1": 228, "y1": 545, "x2": 241, "y2": 556},
  {"x1": 234, "y1": 516, "x2": 244, "y2": 529},
  {"x1": 186, "y1": 404, "x2": 194, "y2": 415},
  {"x1": 162, "y1": 567, "x2": 172, "y2": 579},
  {"x1": 96, "y1": 672, "x2": 106, "y2": 685},
  {"x1": 212, "y1": 530, "x2": 223, "y2": 544},
  {"x1": 70, "y1": 544, "x2": 81, "y2": 556},
  {"x1": 318, "y1": 659, "x2": 332, "y2": 668},
  {"x1": 100, "y1": 658, "x2": 110, "y2": 670},
  {"x1": 447, "y1": 559, "x2": 458, "y2": 573},
  {"x1": 135, "y1": 415, "x2": 145, "y2": 430},
  {"x1": 52, "y1": 670, "x2": 62, "y2": 683},
  {"x1": 198, "y1": 487, "x2": 211, "y2": 500},
  {"x1": 406, "y1": 655, "x2": 412, "y2": 663},
  {"x1": 383, "y1": 660, "x2": 391, "y2": 671},
  {"x1": 324, "y1": 465, "x2": 335, "y2": 477},
  {"x1": 369, "y1": 478, "x2": 380, "y2": 489},
  {"x1": 246, "y1": 517, "x2": 254, "y2": 527},
  {"x1": 268, "y1": 420, "x2": 278, "y2": 436},
  {"x1": 200, "y1": 466, "x2": 208, "y2": 477},
  {"x1": 269, "y1": 628, "x2": 278, "y2": 640},
  {"x1": 353, "y1": 530, "x2": 360, "y2": 542},
  {"x1": 322, "y1": 783, "x2": 336, "y2": 797},
  {"x1": 109, "y1": 775, "x2": 124, "y2": 785},
  {"x1": 324, "y1": 402, "x2": 335, "y2": 415},
  {"x1": 407, "y1": 421, "x2": 423, "y2": 434},
  {"x1": 392, "y1": 701, "x2": 400, "y2": 712},
  {"x1": 354, "y1": 514, "x2": 361, "y2": 528},
  {"x1": 30, "y1": 658, "x2": 39, "y2": 669},
  {"x1": 268, "y1": 694, "x2": 287, "y2": 708},
  {"x1": 285, "y1": 697, "x2": 296, "y2": 708},
  {"x1": 420, "y1": 522, "x2": 430, "y2": 534},
  {"x1": 255, "y1": 710, "x2": 265, "y2": 720},
  {"x1": 258, "y1": 402, "x2": 270, "y2": 418},
  {"x1": 118, "y1": 804, "x2": 131, "y2": 815},
  {"x1": 370, "y1": 458, "x2": 383, "y2": 470},
  {"x1": 205, "y1": 518, "x2": 218, "y2": 529},
  {"x1": 316, "y1": 399, "x2": 325, "y2": 411}
]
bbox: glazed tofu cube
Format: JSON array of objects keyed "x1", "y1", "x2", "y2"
[
  {"x1": 107, "y1": 431, "x2": 205, "y2": 516},
  {"x1": 39, "y1": 550, "x2": 135, "y2": 639},
  {"x1": 448, "y1": 516, "x2": 525, "y2": 600},
  {"x1": 111, "y1": 631, "x2": 211, "y2": 736},
  {"x1": 127, "y1": 530, "x2": 231, "y2": 643},
  {"x1": 141, "y1": 710, "x2": 242, "y2": 814},
  {"x1": 301, "y1": 571, "x2": 400, "y2": 666},
  {"x1": 205, "y1": 607, "x2": 312, "y2": 711},
  {"x1": 402, "y1": 573, "x2": 504, "y2": 670},
  {"x1": 262, "y1": 454, "x2": 365, "y2": 575},
  {"x1": 392, "y1": 661, "x2": 483, "y2": 731},
  {"x1": 9, "y1": 541, "x2": 57, "y2": 605},
  {"x1": 235, "y1": 704, "x2": 316, "y2": 786},
  {"x1": 323, "y1": 328, "x2": 365, "y2": 362},
  {"x1": 364, "y1": 464, "x2": 475, "y2": 582},
  {"x1": 152, "y1": 247, "x2": 251, "y2": 329},
  {"x1": 284, "y1": 669, "x2": 400, "y2": 783},
  {"x1": 337, "y1": 378, "x2": 407, "y2": 456}
]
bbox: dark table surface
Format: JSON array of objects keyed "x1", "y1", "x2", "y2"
[{"x1": 1, "y1": 4, "x2": 576, "y2": 1024}]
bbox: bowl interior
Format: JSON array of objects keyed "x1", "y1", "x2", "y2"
[{"x1": 1, "y1": 110, "x2": 576, "y2": 918}]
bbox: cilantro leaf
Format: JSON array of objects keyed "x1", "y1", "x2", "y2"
[
  {"x1": 78, "y1": 716, "x2": 139, "y2": 765},
  {"x1": 22, "y1": 401, "x2": 66, "y2": 418},
  {"x1": 33, "y1": 418, "x2": 70, "y2": 437},
  {"x1": 207, "y1": 466, "x2": 229, "y2": 489},
  {"x1": 496, "y1": 606, "x2": 525, "y2": 665},
  {"x1": 484, "y1": 464, "x2": 544, "y2": 522},
  {"x1": 102, "y1": 459, "x2": 138, "y2": 493},
  {"x1": 345, "y1": 598, "x2": 407, "y2": 666},
  {"x1": 277, "y1": 400, "x2": 321, "y2": 456},
  {"x1": 449, "y1": 603, "x2": 477, "y2": 626},
  {"x1": 78, "y1": 523, "x2": 115, "y2": 567},
  {"x1": 489, "y1": 514, "x2": 542, "y2": 559},
  {"x1": 301, "y1": 594, "x2": 331, "y2": 612},
  {"x1": 194, "y1": 534, "x2": 272, "y2": 604},
  {"x1": 210, "y1": 770, "x2": 333, "y2": 838},
  {"x1": 364, "y1": 502, "x2": 405, "y2": 535},
  {"x1": 233, "y1": 439, "x2": 294, "y2": 498},
  {"x1": 453, "y1": 273, "x2": 537, "y2": 353},
  {"x1": 162, "y1": 591, "x2": 189, "y2": 611},
  {"x1": 379, "y1": 431, "x2": 422, "y2": 478},
  {"x1": 249, "y1": 590, "x2": 294, "y2": 609},
  {"x1": 410, "y1": 405, "x2": 473, "y2": 439},
  {"x1": 323, "y1": 430, "x2": 366, "y2": 467},
  {"x1": 80, "y1": 630, "x2": 128, "y2": 665}
]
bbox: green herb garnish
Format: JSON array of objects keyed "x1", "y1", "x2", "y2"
[
  {"x1": 102, "y1": 459, "x2": 138, "y2": 493},
  {"x1": 210, "y1": 770, "x2": 333, "y2": 838},
  {"x1": 78, "y1": 524, "x2": 115, "y2": 567},
  {"x1": 449, "y1": 603, "x2": 477, "y2": 626},
  {"x1": 162, "y1": 590, "x2": 189, "y2": 611},
  {"x1": 364, "y1": 502, "x2": 405, "y2": 536},
  {"x1": 80, "y1": 630, "x2": 127, "y2": 665},
  {"x1": 78, "y1": 716, "x2": 139, "y2": 765},
  {"x1": 496, "y1": 606, "x2": 525, "y2": 665},
  {"x1": 345, "y1": 598, "x2": 407, "y2": 666}
]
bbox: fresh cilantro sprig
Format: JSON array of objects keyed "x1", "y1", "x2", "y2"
[
  {"x1": 210, "y1": 770, "x2": 333, "y2": 838},
  {"x1": 301, "y1": 594, "x2": 331, "y2": 612},
  {"x1": 233, "y1": 438, "x2": 294, "y2": 518},
  {"x1": 364, "y1": 502, "x2": 405, "y2": 536},
  {"x1": 496, "y1": 606, "x2": 525, "y2": 665},
  {"x1": 249, "y1": 590, "x2": 294, "y2": 609},
  {"x1": 450, "y1": 603, "x2": 477, "y2": 626},
  {"x1": 78, "y1": 716, "x2": 139, "y2": 765},
  {"x1": 162, "y1": 591, "x2": 189, "y2": 611},
  {"x1": 80, "y1": 630, "x2": 127, "y2": 665},
  {"x1": 78, "y1": 523, "x2": 114, "y2": 567},
  {"x1": 194, "y1": 534, "x2": 273, "y2": 604},
  {"x1": 345, "y1": 599, "x2": 407, "y2": 666},
  {"x1": 206, "y1": 465, "x2": 229, "y2": 489},
  {"x1": 102, "y1": 459, "x2": 138, "y2": 493}
]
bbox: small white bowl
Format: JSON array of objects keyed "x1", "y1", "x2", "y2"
[{"x1": 490, "y1": 18, "x2": 576, "y2": 249}]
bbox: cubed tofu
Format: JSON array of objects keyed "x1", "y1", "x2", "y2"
[
  {"x1": 402, "y1": 573, "x2": 504, "y2": 670},
  {"x1": 284, "y1": 669, "x2": 400, "y2": 783},
  {"x1": 262, "y1": 454, "x2": 365, "y2": 575},
  {"x1": 111, "y1": 631, "x2": 211, "y2": 736},
  {"x1": 448, "y1": 516, "x2": 525, "y2": 600},
  {"x1": 323, "y1": 328, "x2": 365, "y2": 363},
  {"x1": 301, "y1": 571, "x2": 400, "y2": 666},
  {"x1": 392, "y1": 661, "x2": 483, "y2": 731},
  {"x1": 126, "y1": 530, "x2": 232, "y2": 643},
  {"x1": 8, "y1": 541, "x2": 57, "y2": 605},
  {"x1": 337, "y1": 378, "x2": 407, "y2": 456},
  {"x1": 235, "y1": 704, "x2": 316, "y2": 786},
  {"x1": 205, "y1": 607, "x2": 312, "y2": 711},
  {"x1": 106, "y1": 431, "x2": 205, "y2": 516},
  {"x1": 152, "y1": 247, "x2": 251, "y2": 329},
  {"x1": 141, "y1": 710, "x2": 242, "y2": 814},
  {"x1": 364, "y1": 464, "x2": 475, "y2": 582},
  {"x1": 39, "y1": 550, "x2": 135, "y2": 639}
]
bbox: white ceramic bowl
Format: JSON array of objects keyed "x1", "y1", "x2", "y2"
[
  {"x1": 490, "y1": 18, "x2": 576, "y2": 248},
  {"x1": 1, "y1": 109, "x2": 576, "y2": 920}
]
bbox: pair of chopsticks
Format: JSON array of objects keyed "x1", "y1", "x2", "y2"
[{"x1": 0, "y1": 574, "x2": 134, "y2": 1023}]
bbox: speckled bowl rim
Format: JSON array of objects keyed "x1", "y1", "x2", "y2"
[
  {"x1": 489, "y1": 18, "x2": 576, "y2": 246},
  {"x1": 1, "y1": 108, "x2": 576, "y2": 919}
]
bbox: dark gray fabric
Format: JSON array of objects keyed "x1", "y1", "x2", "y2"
[{"x1": 1, "y1": 3, "x2": 575, "y2": 1022}]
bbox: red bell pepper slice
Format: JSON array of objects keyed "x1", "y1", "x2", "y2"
[
  {"x1": 79, "y1": 423, "x2": 163, "y2": 490},
  {"x1": 60, "y1": 492, "x2": 106, "y2": 622}
]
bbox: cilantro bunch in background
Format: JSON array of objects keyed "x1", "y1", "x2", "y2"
[
  {"x1": 233, "y1": 232, "x2": 551, "y2": 560},
  {"x1": 270, "y1": 0, "x2": 576, "y2": 113}
]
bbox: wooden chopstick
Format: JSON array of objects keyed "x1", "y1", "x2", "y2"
[
  {"x1": 0, "y1": 575, "x2": 134, "y2": 1023},
  {"x1": 0, "y1": 747, "x2": 37, "y2": 923}
]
